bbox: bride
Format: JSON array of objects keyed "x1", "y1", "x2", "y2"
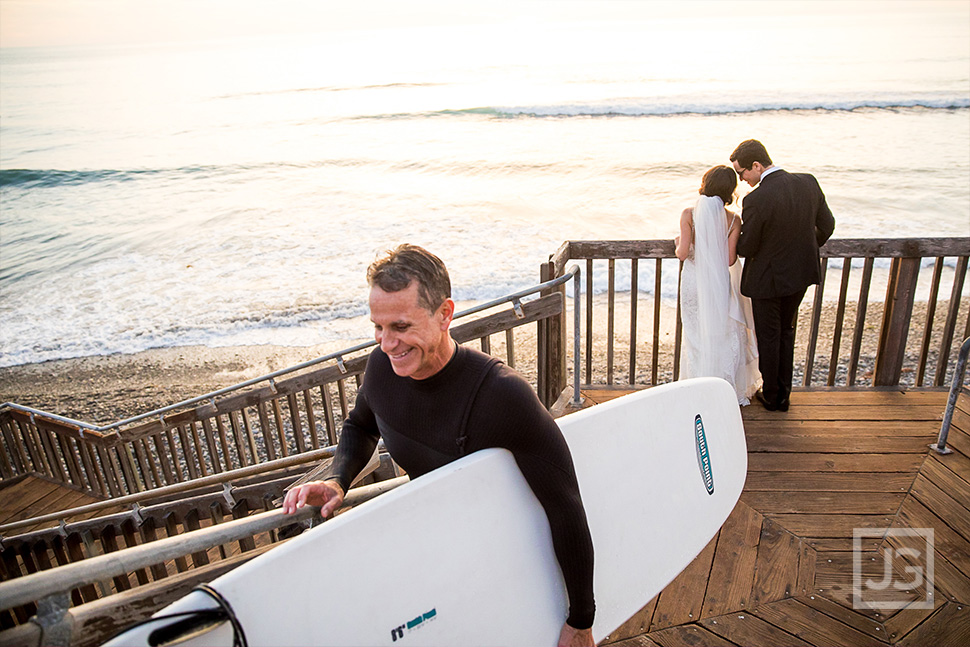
[{"x1": 675, "y1": 165, "x2": 761, "y2": 405}]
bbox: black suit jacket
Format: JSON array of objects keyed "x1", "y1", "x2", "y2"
[{"x1": 736, "y1": 169, "x2": 835, "y2": 299}]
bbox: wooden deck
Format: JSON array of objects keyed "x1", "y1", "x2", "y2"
[
  {"x1": 577, "y1": 387, "x2": 970, "y2": 647},
  {"x1": 2, "y1": 388, "x2": 968, "y2": 646},
  {"x1": 0, "y1": 473, "x2": 112, "y2": 534}
]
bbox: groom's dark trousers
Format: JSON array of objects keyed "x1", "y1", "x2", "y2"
[
  {"x1": 750, "y1": 289, "x2": 805, "y2": 406},
  {"x1": 737, "y1": 169, "x2": 835, "y2": 407}
]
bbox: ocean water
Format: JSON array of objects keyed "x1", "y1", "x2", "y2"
[{"x1": 1, "y1": 4, "x2": 969, "y2": 368}]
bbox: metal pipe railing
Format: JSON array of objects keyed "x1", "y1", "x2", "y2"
[
  {"x1": 0, "y1": 476, "x2": 409, "y2": 613},
  {"x1": 1, "y1": 268, "x2": 583, "y2": 436},
  {"x1": 931, "y1": 336, "x2": 970, "y2": 455},
  {"x1": 571, "y1": 265, "x2": 582, "y2": 405}
]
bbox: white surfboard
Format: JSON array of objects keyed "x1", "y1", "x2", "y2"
[{"x1": 105, "y1": 377, "x2": 747, "y2": 647}]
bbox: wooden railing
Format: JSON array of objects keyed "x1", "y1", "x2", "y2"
[
  {"x1": 0, "y1": 289, "x2": 566, "y2": 643},
  {"x1": 540, "y1": 238, "x2": 970, "y2": 405},
  {"x1": 0, "y1": 292, "x2": 563, "y2": 503},
  {"x1": 0, "y1": 476, "x2": 407, "y2": 647}
]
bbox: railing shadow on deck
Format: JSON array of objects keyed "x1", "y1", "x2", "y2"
[{"x1": 537, "y1": 237, "x2": 970, "y2": 406}]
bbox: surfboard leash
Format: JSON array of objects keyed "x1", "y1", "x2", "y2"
[
  {"x1": 194, "y1": 583, "x2": 249, "y2": 647},
  {"x1": 100, "y1": 584, "x2": 248, "y2": 647}
]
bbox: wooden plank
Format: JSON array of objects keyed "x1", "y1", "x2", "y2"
[
  {"x1": 163, "y1": 512, "x2": 191, "y2": 574},
  {"x1": 751, "y1": 598, "x2": 887, "y2": 647},
  {"x1": 214, "y1": 415, "x2": 233, "y2": 471},
  {"x1": 767, "y1": 514, "x2": 895, "y2": 538},
  {"x1": 933, "y1": 255, "x2": 969, "y2": 387},
  {"x1": 743, "y1": 433, "x2": 934, "y2": 454},
  {"x1": 0, "y1": 477, "x2": 61, "y2": 524},
  {"x1": 99, "y1": 525, "x2": 133, "y2": 593},
  {"x1": 925, "y1": 447, "x2": 970, "y2": 483},
  {"x1": 744, "y1": 472, "x2": 914, "y2": 492},
  {"x1": 120, "y1": 518, "x2": 151, "y2": 586},
  {"x1": 795, "y1": 540, "x2": 816, "y2": 597},
  {"x1": 896, "y1": 601, "x2": 970, "y2": 646},
  {"x1": 702, "y1": 502, "x2": 763, "y2": 617},
  {"x1": 604, "y1": 596, "x2": 658, "y2": 644},
  {"x1": 910, "y1": 473, "x2": 970, "y2": 540},
  {"x1": 743, "y1": 419, "x2": 940, "y2": 437},
  {"x1": 895, "y1": 496, "x2": 970, "y2": 578},
  {"x1": 699, "y1": 611, "x2": 813, "y2": 647},
  {"x1": 0, "y1": 476, "x2": 103, "y2": 530},
  {"x1": 287, "y1": 393, "x2": 305, "y2": 455},
  {"x1": 272, "y1": 398, "x2": 289, "y2": 458},
  {"x1": 177, "y1": 425, "x2": 200, "y2": 480},
  {"x1": 228, "y1": 412, "x2": 250, "y2": 469},
  {"x1": 650, "y1": 536, "x2": 717, "y2": 630},
  {"x1": 743, "y1": 405, "x2": 945, "y2": 423},
  {"x1": 807, "y1": 537, "x2": 882, "y2": 553},
  {"x1": 189, "y1": 422, "x2": 209, "y2": 477},
  {"x1": 751, "y1": 518, "x2": 802, "y2": 607},
  {"x1": 944, "y1": 424, "x2": 970, "y2": 459},
  {"x1": 302, "y1": 391, "x2": 319, "y2": 451},
  {"x1": 812, "y1": 551, "x2": 923, "y2": 609},
  {"x1": 64, "y1": 532, "x2": 100, "y2": 603},
  {"x1": 602, "y1": 635, "x2": 662, "y2": 647},
  {"x1": 803, "y1": 264, "x2": 826, "y2": 387},
  {"x1": 747, "y1": 452, "x2": 925, "y2": 473},
  {"x1": 882, "y1": 595, "x2": 947, "y2": 644},
  {"x1": 645, "y1": 623, "x2": 738, "y2": 647},
  {"x1": 745, "y1": 390, "x2": 947, "y2": 406},
  {"x1": 875, "y1": 257, "x2": 920, "y2": 386},
  {"x1": 741, "y1": 491, "x2": 906, "y2": 515},
  {"x1": 797, "y1": 593, "x2": 890, "y2": 643},
  {"x1": 239, "y1": 407, "x2": 260, "y2": 462},
  {"x1": 920, "y1": 454, "x2": 970, "y2": 511},
  {"x1": 257, "y1": 400, "x2": 278, "y2": 461}
]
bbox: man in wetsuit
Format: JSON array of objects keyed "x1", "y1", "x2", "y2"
[{"x1": 282, "y1": 244, "x2": 595, "y2": 647}]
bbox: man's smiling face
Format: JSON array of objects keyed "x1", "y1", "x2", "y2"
[{"x1": 369, "y1": 281, "x2": 455, "y2": 380}]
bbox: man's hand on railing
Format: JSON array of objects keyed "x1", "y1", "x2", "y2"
[{"x1": 282, "y1": 479, "x2": 345, "y2": 518}]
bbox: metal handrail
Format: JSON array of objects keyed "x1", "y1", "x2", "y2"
[
  {"x1": 0, "y1": 267, "x2": 582, "y2": 436},
  {"x1": 0, "y1": 476, "x2": 409, "y2": 613},
  {"x1": 931, "y1": 336, "x2": 970, "y2": 455}
]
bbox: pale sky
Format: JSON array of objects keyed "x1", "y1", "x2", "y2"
[{"x1": 1, "y1": 0, "x2": 964, "y2": 49}]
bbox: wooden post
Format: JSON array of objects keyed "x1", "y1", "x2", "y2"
[
  {"x1": 874, "y1": 257, "x2": 921, "y2": 386},
  {"x1": 537, "y1": 262, "x2": 549, "y2": 407},
  {"x1": 538, "y1": 260, "x2": 566, "y2": 408}
]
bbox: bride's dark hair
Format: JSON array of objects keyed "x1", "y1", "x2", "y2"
[{"x1": 699, "y1": 165, "x2": 737, "y2": 205}]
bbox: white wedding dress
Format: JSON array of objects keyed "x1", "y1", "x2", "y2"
[{"x1": 679, "y1": 195, "x2": 762, "y2": 405}]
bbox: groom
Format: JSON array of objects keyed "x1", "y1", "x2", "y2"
[{"x1": 731, "y1": 140, "x2": 835, "y2": 411}]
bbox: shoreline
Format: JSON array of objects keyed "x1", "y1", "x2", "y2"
[{"x1": 0, "y1": 342, "x2": 368, "y2": 425}]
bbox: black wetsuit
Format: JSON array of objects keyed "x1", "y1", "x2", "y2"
[{"x1": 329, "y1": 343, "x2": 596, "y2": 629}]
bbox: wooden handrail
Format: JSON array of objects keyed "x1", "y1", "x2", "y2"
[
  {"x1": 541, "y1": 237, "x2": 970, "y2": 393},
  {"x1": 0, "y1": 291, "x2": 566, "y2": 510}
]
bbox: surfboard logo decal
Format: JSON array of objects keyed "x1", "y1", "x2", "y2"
[
  {"x1": 694, "y1": 414, "x2": 714, "y2": 495},
  {"x1": 390, "y1": 608, "x2": 437, "y2": 642}
]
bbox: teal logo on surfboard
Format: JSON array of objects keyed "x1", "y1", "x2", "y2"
[
  {"x1": 390, "y1": 608, "x2": 436, "y2": 642},
  {"x1": 694, "y1": 414, "x2": 714, "y2": 495}
]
